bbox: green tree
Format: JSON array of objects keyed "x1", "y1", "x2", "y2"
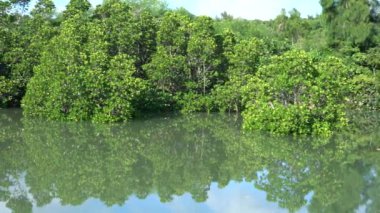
[
  {"x1": 144, "y1": 11, "x2": 190, "y2": 93},
  {"x1": 212, "y1": 37, "x2": 266, "y2": 113},
  {"x1": 321, "y1": 0, "x2": 376, "y2": 51},
  {"x1": 63, "y1": 0, "x2": 91, "y2": 18},
  {"x1": 242, "y1": 50, "x2": 349, "y2": 136},
  {"x1": 187, "y1": 16, "x2": 219, "y2": 95},
  {"x1": 22, "y1": 9, "x2": 148, "y2": 122},
  {"x1": 123, "y1": 0, "x2": 167, "y2": 16},
  {"x1": 94, "y1": 0, "x2": 157, "y2": 77},
  {"x1": 0, "y1": 0, "x2": 56, "y2": 107}
]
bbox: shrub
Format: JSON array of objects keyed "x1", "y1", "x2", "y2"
[{"x1": 242, "y1": 50, "x2": 349, "y2": 136}]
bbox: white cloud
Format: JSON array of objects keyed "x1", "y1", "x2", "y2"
[{"x1": 206, "y1": 182, "x2": 288, "y2": 213}]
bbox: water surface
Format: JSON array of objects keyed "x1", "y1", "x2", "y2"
[{"x1": 0, "y1": 109, "x2": 379, "y2": 213}]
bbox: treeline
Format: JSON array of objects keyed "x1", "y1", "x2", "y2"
[{"x1": 1, "y1": 0, "x2": 380, "y2": 135}]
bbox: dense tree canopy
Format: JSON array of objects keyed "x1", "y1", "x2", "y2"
[
  {"x1": 0, "y1": 0, "x2": 379, "y2": 135},
  {"x1": 243, "y1": 50, "x2": 350, "y2": 136}
]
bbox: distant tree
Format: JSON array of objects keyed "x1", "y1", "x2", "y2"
[
  {"x1": 320, "y1": 0, "x2": 376, "y2": 51},
  {"x1": 63, "y1": 0, "x2": 91, "y2": 18},
  {"x1": 220, "y1": 11, "x2": 233, "y2": 20}
]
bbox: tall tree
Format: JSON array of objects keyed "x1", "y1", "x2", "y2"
[
  {"x1": 0, "y1": 0, "x2": 56, "y2": 107},
  {"x1": 94, "y1": 0, "x2": 157, "y2": 77},
  {"x1": 22, "y1": 4, "x2": 148, "y2": 122},
  {"x1": 144, "y1": 11, "x2": 190, "y2": 93},
  {"x1": 63, "y1": 0, "x2": 91, "y2": 18},
  {"x1": 187, "y1": 16, "x2": 219, "y2": 95},
  {"x1": 321, "y1": 0, "x2": 377, "y2": 51}
]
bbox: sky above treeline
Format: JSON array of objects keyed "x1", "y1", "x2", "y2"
[{"x1": 48, "y1": 0, "x2": 322, "y2": 20}]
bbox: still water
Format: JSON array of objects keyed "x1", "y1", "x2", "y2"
[{"x1": 0, "y1": 109, "x2": 379, "y2": 213}]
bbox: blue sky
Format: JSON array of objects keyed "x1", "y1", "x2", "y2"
[{"x1": 50, "y1": 0, "x2": 321, "y2": 20}]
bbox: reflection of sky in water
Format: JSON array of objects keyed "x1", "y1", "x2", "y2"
[
  {"x1": 0, "y1": 181, "x2": 308, "y2": 213},
  {"x1": 0, "y1": 202, "x2": 10, "y2": 213}
]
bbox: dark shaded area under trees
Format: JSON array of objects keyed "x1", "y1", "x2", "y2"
[{"x1": 1, "y1": 0, "x2": 379, "y2": 135}]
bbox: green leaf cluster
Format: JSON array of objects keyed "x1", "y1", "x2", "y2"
[
  {"x1": 22, "y1": 12, "x2": 148, "y2": 122},
  {"x1": 242, "y1": 50, "x2": 349, "y2": 136}
]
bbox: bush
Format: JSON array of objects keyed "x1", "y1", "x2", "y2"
[
  {"x1": 22, "y1": 16, "x2": 148, "y2": 122},
  {"x1": 176, "y1": 92, "x2": 214, "y2": 113},
  {"x1": 242, "y1": 50, "x2": 349, "y2": 136}
]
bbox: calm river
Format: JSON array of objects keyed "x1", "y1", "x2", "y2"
[{"x1": 0, "y1": 109, "x2": 379, "y2": 213}]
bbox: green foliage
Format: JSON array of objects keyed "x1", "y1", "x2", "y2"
[
  {"x1": 321, "y1": 0, "x2": 376, "y2": 50},
  {"x1": 226, "y1": 37, "x2": 266, "y2": 77},
  {"x1": 0, "y1": 77, "x2": 17, "y2": 107},
  {"x1": 187, "y1": 16, "x2": 220, "y2": 95},
  {"x1": 94, "y1": 0, "x2": 158, "y2": 77},
  {"x1": 350, "y1": 48, "x2": 380, "y2": 109},
  {"x1": 22, "y1": 14, "x2": 148, "y2": 122},
  {"x1": 145, "y1": 49, "x2": 188, "y2": 93},
  {"x1": 211, "y1": 37, "x2": 267, "y2": 113},
  {"x1": 63, "y1": 0, "x2": 91, "y2": 18},
  {"x1": 273, "y1": 9, "x2": 310, "y2": 46},
  {"x1": 122, "y1": 0, "x2": 168, "y2": 16},
  {"x1": 242, "y1": 50, "x2": 349, "y2": 136},
  {"x1": 144, "y1": 11, "x2": 190, "y2": 94},
  {"x1": 214, "y1": 17, "x2": 288, "y2": 54},
  {"x1": 0, "y1": 0, "x2": 57, "y2": 107},
  {"x1": 175, "y1": 92, "x2": 214, "y2": 113},
  {"x1": 211, "y1": 76, "x2": 247, "y2": 113},
  {"x1": 0, "y1": 0, "x2": 378, "y2": 136},
  {"x1": 366, "y1": 47, "x2": 380, "y2": 71}
]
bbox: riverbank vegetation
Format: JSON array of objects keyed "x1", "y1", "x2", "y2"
[{"x1": 1, "y1": 0, "x2": 379, "y2": 135}]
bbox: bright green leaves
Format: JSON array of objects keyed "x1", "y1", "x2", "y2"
[
  {"x1": 93, "y1": 0, "x2": 133, "y2": 56},
  {"x1": 156, "y1": 11, "x2": 190, "y2": 55},
  {"x1": 22, "y1": 15, "x2": 89, "y2": 120},
  {"x1": 211, "y1": 75, "x2": 249, "y2": 113},
  {"x1": 63, "y1": 0, "x2": 91, "y2": 18},
  {"x1": 30, "y1": 0, "x2": 55, "y2": 19},
  {"x1": 22, "y1": 12, "x2": 148, "y2": 122},
  {"x1": 145, "y1": 48, "x2": 188, "y2": 93},
  {"x1": 211, "y1": 37, "x2": 266, "y2": 113},
  {"x1": 187, "y1": 16, "x2": 219, "y2": 95},
  {"x1": 227, "y1": 37, "x2": 266, "y2": 78},
  {"x1": 0, "y1": 0, "x2": 57, "y2": 107},
  {"x1": 273, "y1": 9, "x2": 309, "y2": 46},
  {"x1": 145, "y1": 11, "x2": 190, "y2": 94},
  {"x1": 0, "y1": 77, "x2": 18, "y2": 107},
  {"x1": 0, "y1": 0, "x2": 376, "y2": 136},
  {"x1": 94, "y1": 0, "x2": 157, "y2": 77},
  {"x1": 242, "y1": 50, "x2": 349, "y2": 136},
  {"x1": 92, "y1": 55, "x2": 148, "y2": 122}
]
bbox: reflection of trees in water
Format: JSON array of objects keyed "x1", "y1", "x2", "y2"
[
  {"x1": 0, "y1": 110, "x2": 31, "y2": 213},
  {"x1": 0, "y1": 111, "x2": 379, "y2": 212}
]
